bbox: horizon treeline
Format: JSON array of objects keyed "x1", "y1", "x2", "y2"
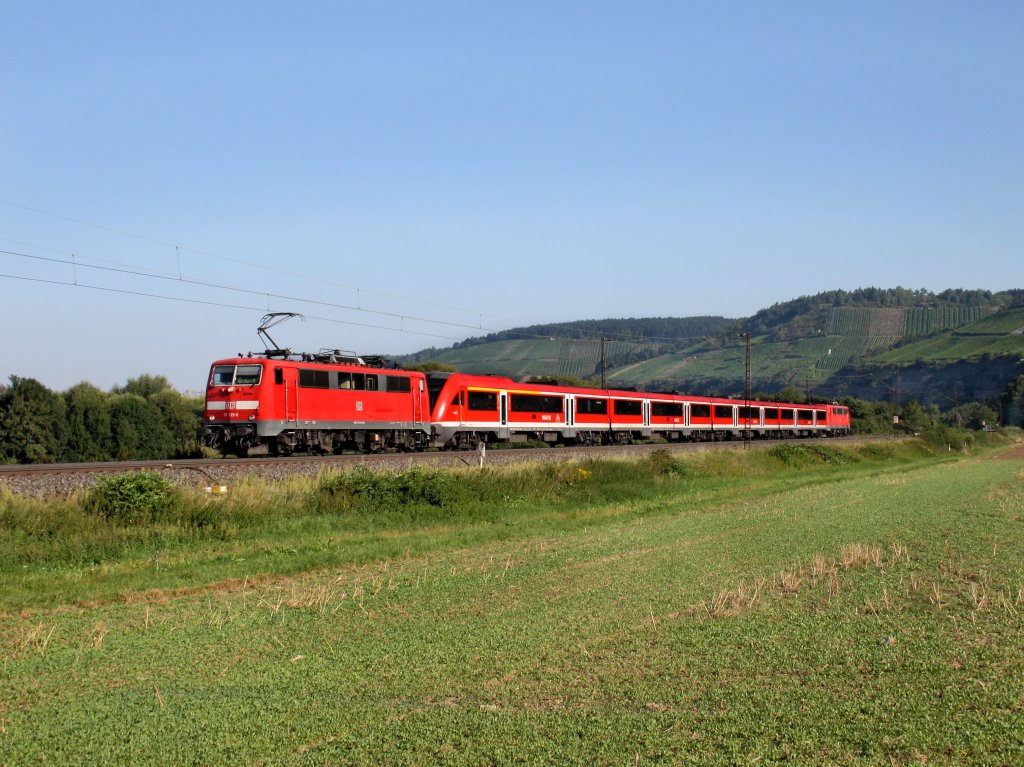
[{"x1": 0, "y1": 374, "x2": 202, "y2": 464}]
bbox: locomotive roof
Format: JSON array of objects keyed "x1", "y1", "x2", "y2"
[
  {"x1": 215, "y1": 352, "x2": 411, "y2": 372},
  {"x1": 216, "y1": 352, "x2": 405, "y2": 371}
]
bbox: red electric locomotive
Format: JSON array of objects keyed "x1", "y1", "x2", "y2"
[{"x1": 201, "y1": 351, "x2": 430, "y2": 456}]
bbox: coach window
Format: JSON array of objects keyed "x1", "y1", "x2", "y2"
[
  {"x1": 613, "y1": 399, "x2": 642, "y2": 416},
  {"x1": 337, "y1": 372, "x2": 353, "y2": 389},
  {"x1": 652, "y1": 402, "x2": 683, "y2": 417},
  {"x1": 714, "y1": 405, "x2": 733, "y2": 420},
  {"x1": 577, "y1": 398, "x2": 607, "y2": 415},
  {"x1": 468, "y1": 391, "x2": 497, "y2": 411},
  {"x1": 764, "y1": 408, "x2": 778, "y2": 420},
  {"x1": 798, "y1": 409, "x2": 813, "y2": 422},
  {"x1": 511, "y1": 394, "x2": 563, "y2": 413},
  {"x1": 780, "y1": 409, "x2": 795, "y2": 421},
  {"x1": 690, "y1": 404, "x2": 710, "y2": 419}
]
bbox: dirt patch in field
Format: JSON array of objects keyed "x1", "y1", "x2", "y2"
[{"x1": 997, "y1": 444, "x2": 1024, "y2": 460}]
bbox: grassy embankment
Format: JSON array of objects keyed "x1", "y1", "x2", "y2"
[{"x1": 2, "y1": 432, "x2": 1023, "y2": 765}]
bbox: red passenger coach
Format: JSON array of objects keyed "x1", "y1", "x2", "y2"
[
  {"x1": 426, "y1": 373, "x2": 850, "y2": 449},
  {"x1": 201, "y1": 353, "x2": 430, "y2": 456}
]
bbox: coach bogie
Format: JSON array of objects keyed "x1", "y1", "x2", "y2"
[{"x1": 573, "y1": 430, "x2": 610, "y2": 447}]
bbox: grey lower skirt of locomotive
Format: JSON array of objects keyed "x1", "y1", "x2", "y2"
[{"x1": 200, "y1": 420, "x2": 432, "y2": 457}]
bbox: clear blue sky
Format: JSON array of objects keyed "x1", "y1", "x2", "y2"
[{"x1": 2, "y1": 1, "x2": 1021, "y2": 392}]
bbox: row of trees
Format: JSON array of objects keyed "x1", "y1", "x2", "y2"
[
  {"x1": 749, "y1": 379, "x2": 1019, "y2": 435},
  {"x1": 0, "y1": 375, "x2": 203, "y2": 464},
  {"x1": 436, "y1": 316, "x2": 735, "y2": 355},
  {"x1": 743, "y1": 287, "x2": 1024, "y2": 337}
]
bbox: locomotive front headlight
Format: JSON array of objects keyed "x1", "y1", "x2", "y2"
[{"x1": 248, "y1": 415, "x2": 256, "y2": 421}]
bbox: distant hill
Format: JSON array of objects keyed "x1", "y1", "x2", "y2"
[
  {"x1": 399, "y1": 288, "x2": 1024, "y2": 406},
  {"x1": 401, "y1": 317, "x2": 734, "y2": 382}
]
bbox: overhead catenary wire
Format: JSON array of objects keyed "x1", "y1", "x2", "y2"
[
  {"x1": 0, "y1": 260, "x2": 721, "y2": 350},
  {"x1": 0, "y1": 234, "x2": 184, "y2": 279},
  {"x1": 0, "y1": 199, "x2": 523, "y2": 323},
  {"x1": 0, "y1": 248, "x2": 499, "y2": 334},
  {"x1": 0, "y1": 202, "x2": 731, "y2": 345},
  {"x1": 0, "y1": 272, "x2": 469, "y2": 342},
  {"x1": 0, "y1": 244, "x2": 720, "y2": 346}
]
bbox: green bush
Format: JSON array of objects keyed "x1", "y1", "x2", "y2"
[
  {"x1": 645, "y1": 448, "x2": 686, "y2": 476},
  {"x1": 919, "y1": 425, "x2": 974, "y2": 452},
  {"x1": 853, "y1": 442, "x2": 897, "y2": 460},
  {"x1": 767, "y1": 444, "x2": 813, "y2": 467},
  {"x1": 769, "y1": 444, "x2": 856, "y2": 466},
  {"x1": 805, "y1": 445, "x2": 856, "y2": 465},
  {"x1": 84, "y1": 471, "x2": 180, "y2": 525},
  {"x1": 311, "y1": 467, "x2": 459, "y2": 514}
]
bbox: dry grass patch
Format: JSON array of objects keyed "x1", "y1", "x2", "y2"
[
  {"x1": 698, "y1": 542, "x2": 897, "y2": 619},
  {"x1": 5, "y1": 621, "x2": 57, "y2": 659}
]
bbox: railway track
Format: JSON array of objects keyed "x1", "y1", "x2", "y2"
[{"x1": 0, "y1": 436, "x2": 885, "y2": 497}]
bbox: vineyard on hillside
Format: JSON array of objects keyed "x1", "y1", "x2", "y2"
[
  {"x1": 828, "y1": 305, "x2": 997, "y2": 339},
  {"x1": 904, "y1": 305, "x2": 995, "y2": 335},
  {"x1": 813, "y1": 335, "x2": 901, "y2": 373}
]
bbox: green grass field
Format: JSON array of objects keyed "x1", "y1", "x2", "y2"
[{"x1": 3, "y1": 438, "x2": 1023, "y2": 765}]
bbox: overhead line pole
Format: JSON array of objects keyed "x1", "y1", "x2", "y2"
[
  {"x1": 738, "y1": 332, "x2": 751, "y2": 448},
  {"x1": 600, "y1": 337, "x2": 607, "y2": 389}
]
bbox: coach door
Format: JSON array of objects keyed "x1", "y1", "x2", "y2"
[
  {"x1": 413, "y1": 379, "x2": 424, "y2": 424},
  {"x1": 282, "y1": 366, "x2": 298, "y2": 424},
  {"x1": 497, "y1": 391, "x2": 509, "y2": 439}
]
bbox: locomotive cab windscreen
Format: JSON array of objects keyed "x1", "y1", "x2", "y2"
[{"x1": 210, "y1": 363, "x2": 264, "y2": 387}]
